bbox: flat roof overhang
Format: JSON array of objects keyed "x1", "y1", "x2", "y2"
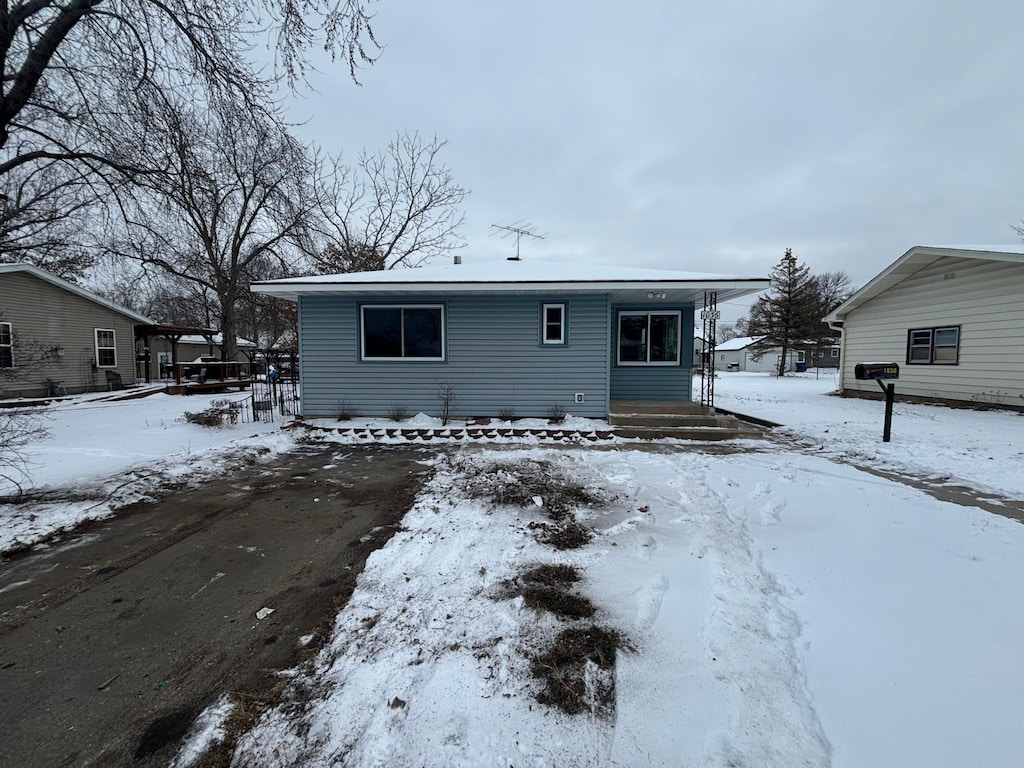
[{"x1": 250, "y1": 278, "x2": 771, "y2": 304}]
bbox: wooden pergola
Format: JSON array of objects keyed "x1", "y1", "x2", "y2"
[{"x1": 134, "y1": 324, "x2": 218, "y2": 385}]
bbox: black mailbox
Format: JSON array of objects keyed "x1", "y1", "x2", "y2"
[{"x1": 854, "y1": 362, "x2": 899, "y2": 380}]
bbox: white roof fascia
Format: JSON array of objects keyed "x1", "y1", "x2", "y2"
[
  {"x1": 824, "y1": 245, "x2": 1024, "y2": 324},
  {"x1": 0, "y1": 262, "x2": 155, "y2": 325},
  {"x1": 252, "y1": 278, "x2": 771, "y2": 300}
]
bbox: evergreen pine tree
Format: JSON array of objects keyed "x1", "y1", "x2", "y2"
[{"x1": 746, "y1": 248, "x2": 821, "y2": 376}]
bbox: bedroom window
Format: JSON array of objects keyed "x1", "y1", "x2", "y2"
[
  {"x1": 361, "y1": 305, "x2": 445, "y2": 360},
  {"x1": 617, "y1": 311, "x2": 681, "y2": 365},
  {"x1": 542, "y1": 303, "x2": 566, "y2": 344},
  {"x1": 0, "y1": 322, "x2": 12, "y2": 368},
  {"x1": 907, "y1": 326, "x2": 959, "y2": 365},
  {"x1": 95, "y1": 328, "x2": 116, "y2": 367}
]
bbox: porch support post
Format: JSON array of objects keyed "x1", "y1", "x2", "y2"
[{"x1": 700, "y1": 291, "x2": 719, "y2": 408}]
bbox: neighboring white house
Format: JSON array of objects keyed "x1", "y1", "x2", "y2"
[
  {"x1": 713, "y1": 336, "x2": 799, "y2": 373},
  {"x1": 824, "y1": 245, "x2": 1024, "y2": 408}
]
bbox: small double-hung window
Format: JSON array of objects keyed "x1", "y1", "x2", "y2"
[
  {"x1": 0, "y1": 322, "x2": 13, "y2": 368},
  {"x1": 95, "y1": 329, "x2": 116, "y2": 367},
  {"x1": 542, "y1": 303, "x2": 566, "y2": 345}
]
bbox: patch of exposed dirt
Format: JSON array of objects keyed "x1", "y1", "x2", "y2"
[
  {"x1": 532, "y1": 625, "x2": 628, "y2": 716},
  {"x1": 460, "y1": 457, "x2": 606, "y2": 519},
  {"x1": 459, "y1": 456, "x2": 606, "y2": 549}
]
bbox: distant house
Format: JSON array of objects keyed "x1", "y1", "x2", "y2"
[
  {"x1": 824, "y1": 245, "x2": 1024, "y2": 409},
  {"x1": 713, "y1": 336, "x2": 799, "y2": 373},
  {"x1": 805, "y1": 344, "x2": 841, "y2": 369},
  {"x1": 145, "y1": 333, "x2": 256, "y2": 380},
  {"x1": 251, "y1": 259, "x2": 769, "y2": 418},
  {"x1": 0, "y1": 263, "x2": 153, "y2": 398}
]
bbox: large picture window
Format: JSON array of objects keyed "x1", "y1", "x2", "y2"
[
  {"x1": 95, "y1": 328, "x2": 116, "y2": 367},
  {"x1": 617, "y1": 311, "x2": 681, "y2": 365},
  {"x1": 907, "y1": 326, "x2": 959, "y2": 365},
  {"x1": 361, "y1": 305, "x2": 445, "y2": 360},
  {"x1": 0, "y1": 322, "x2": 12, "y2": 368}
]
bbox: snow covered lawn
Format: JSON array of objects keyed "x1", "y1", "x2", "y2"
[
  {"x1": 230, "y1": 446, "x2": 1024, "y2": 768},
  {"x1": 0, "y1": 392, "x2": 294, "y2": 553},
  {"x1": 714, "y1": 370, "x2": 1024, "y2": 499}
]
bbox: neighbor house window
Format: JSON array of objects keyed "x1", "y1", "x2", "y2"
[
  {"x1": 0, "y1": 322, "x2": 12, "y2": 368},
  {"x1": 617, "y1": 311, "x2": 681, "y2": 365},
  {"x1": 796, "y1": 350, "x2": 805, "y2": 363},
  {"x1": 542, "y1": 303, "x2": 566, "y2": 344},
  {"x1": 830, "y1": 347, "x2": 840, "y2": 358},
  {"x1": 361, "y1": 305, "x2": 444, "y2": 360},
  {"x1": 907, "y1": 326, "x2": 959, "y2": 365},
  {"x1": 95, "y1": 329, "x2": 116, "y2": 367}
]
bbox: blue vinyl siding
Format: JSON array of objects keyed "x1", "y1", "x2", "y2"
[
  {"x1": 609, "y1": 304, "x2": 695, "y2": 400},
  {"x1": 298, "y1": 293, "x2": 610, "y2": 418}
]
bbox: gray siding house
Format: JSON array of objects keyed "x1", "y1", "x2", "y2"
[
  {"x1": 0, "y1": 263, "x2": 153, "y2": 398},
  {"x1": 713, "y1": 336, "x2": 799, "y2": 373},
  {"x1": 824, "y1": 245, "x2": 1024, "y2": 408},
  {"x1": 252, "y1": 259, "x2": 768, "y2": 419}
]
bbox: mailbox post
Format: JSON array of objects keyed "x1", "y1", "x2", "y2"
[{"x1": 854, "y1": 363, "x2": 900, "y2": 442}]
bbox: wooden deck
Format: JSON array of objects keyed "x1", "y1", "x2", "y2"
[{"x1": 165, "y1": 378, "x2": 251, "y2": 395}]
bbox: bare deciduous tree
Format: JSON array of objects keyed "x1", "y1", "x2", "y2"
[
  {"x1": 311, "y1": 133, "x2": 468, "y2": 274},
  {"x1": 105, "y1": 88, "x2": 315, "y2": 361},
  {"x1": 0, "y1": 158, "x2": 101, "y2": 279},
  {"x1": 0, "y1": 1, "x2": 379, "y2": 276}
]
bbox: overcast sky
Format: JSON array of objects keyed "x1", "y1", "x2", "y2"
[{"x1": 281, "y1": 1, "x2": 1024, "y2": 316}]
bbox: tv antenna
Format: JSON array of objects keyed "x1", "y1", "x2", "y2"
[{"x1": 490, "y1": 220, "x2": 545, "y2": 260}]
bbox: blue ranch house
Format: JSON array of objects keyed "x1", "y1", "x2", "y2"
[{"x1": 250, "y1": 259, "x2": 768, "y2": 419}]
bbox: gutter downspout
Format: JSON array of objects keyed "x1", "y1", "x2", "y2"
[{"x1": 828, "y1": 319, "x2": 844, "y2": 392}]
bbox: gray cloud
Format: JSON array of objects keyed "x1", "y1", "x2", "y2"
[{"x1": 283, "y1": 0, "x2": 1024, "y2": 309}]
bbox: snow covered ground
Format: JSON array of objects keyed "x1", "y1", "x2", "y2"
[
  {"x1": 0, "y1": 391, "x2": 292, "y2": 553},
  {"x1": 2, "y1": 376, "x2": 1022, "y2": 767},
  {"x1": 225, "y1": 373, "x2": 1023, "y2": 768},
  {"x1": 714, "y1": 370, "x2": 1024, "y2": 499}
]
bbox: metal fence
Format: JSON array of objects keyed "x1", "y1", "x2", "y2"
[{"x1": 248, "y1": 373, "x2": 299, "y2": 423}]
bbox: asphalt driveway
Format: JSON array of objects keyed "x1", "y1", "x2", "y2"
[{"x1": 0, "y1": 444, "x2": 442, "y2": 767}]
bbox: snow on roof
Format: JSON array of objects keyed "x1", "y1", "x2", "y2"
[
  {"x1": 251, "y1": 258, "x2": 769, "y2": 302},
  {"x1": 178, "y1": 334, "x2": 256, "y2": 347},
  {"x1": 715, "y1": 335, "x2": 763, "y2": 351},
  {"x1": 0, "y1": 262, "x2": 155, "y2": 325}
]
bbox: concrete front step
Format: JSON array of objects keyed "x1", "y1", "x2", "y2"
[
  {"x1": 608, "y1": 400, "x2": 765, "y2": 440},
  {"x1": 610, "y1": 399, "x2": 714, "y2": 415},
  {"x1": 614, "y1": 425, "x2": 764, "y2": 441},
  {"x1": 608, "y1": 413, "x2": 739, "y2": 428}
]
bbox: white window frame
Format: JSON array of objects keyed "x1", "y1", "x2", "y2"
[
  {"x1": 830, "y1": 347, "x2": 840, "y2": 358},
  {"x1": 0, "y1": 322, "x2": 12, "y2": 368},
  {"x1": 542, "y1": 303, "x2": 566, "y2": 345},
  {"x1": 95, "y1": 328, "x2": 116, "y2": 368},
  {"x1": 907, "y1": 325, "x2": 959, "y2": 365},
  {"x1": 360, "y1": 304, "x2": 446, "y2": 361},
  {"x1": 796, "y1": 350, "x2": 805, "y2": 363},
  {"x1": 616, "y1": 310, "x2": 682, "y2": 366}
]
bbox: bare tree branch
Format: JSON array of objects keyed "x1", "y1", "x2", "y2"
[{"x1": 310, "y1": 132, "x2": 468, "y2": 274}]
